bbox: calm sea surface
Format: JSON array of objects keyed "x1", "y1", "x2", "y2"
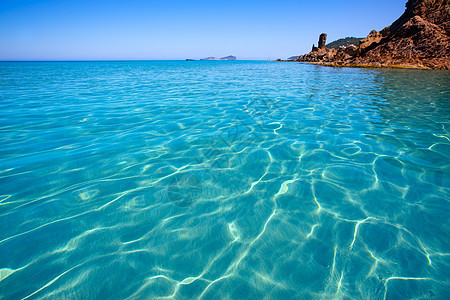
[{"x1": 0, "y1": 61, "x2": 449, "y2": 299}]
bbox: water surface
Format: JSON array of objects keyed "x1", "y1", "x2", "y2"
[{"x1": 0, "y1": 61, "x2": 449, "y2": 299}]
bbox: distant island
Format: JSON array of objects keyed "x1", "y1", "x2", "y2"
[
  {"x1": 294, "y1": 0, "x2": 449, "y2": 70},
  {"x1": 200, "y1": 55, "x2": 237, "y2": 61}
]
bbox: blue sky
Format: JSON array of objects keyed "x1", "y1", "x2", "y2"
[{"x1": 0, "y1": 0, "x2": 407, "y2": 60}]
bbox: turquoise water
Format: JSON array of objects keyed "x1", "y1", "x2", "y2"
[{"x1": 0, "y1": 61, "x2": 449, "y2": 299}]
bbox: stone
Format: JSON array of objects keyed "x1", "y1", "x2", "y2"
[
  {"x1": 358, "y1": 30, "x2": 386, "y2": 51},
  {"x1": 295, "y1": 0, "x2": 450, "y2": 69},
  {"x1": 344, "y1": 44, "x2": 358, "y2": 56},
  {"x1": 318, "y1": 33, "x2": 327, "y2": 49}
]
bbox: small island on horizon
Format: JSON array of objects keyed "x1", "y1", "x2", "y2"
[
  {"x1": 185, "y1": 56, "x2": 237, "y2": 61},
  {"x1": 200, "y1": 55, "x2": 237, "y2": 61}
]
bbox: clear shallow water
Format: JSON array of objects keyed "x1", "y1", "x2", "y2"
[{"x1": 0, "y1": 61, "x2": 449, "y2": 299}]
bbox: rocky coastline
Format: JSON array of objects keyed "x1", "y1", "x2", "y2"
[{"x1": 295, "y1": 0, "x2": 449, "y2": 70}]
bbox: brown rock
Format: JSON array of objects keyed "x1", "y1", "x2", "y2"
[
  {"x1": 318, "y1": 33, "x2": 327, "y2": 49},
  {"x1": 358, "y1": 30, "x2": 387, "y2": 51},
  {"x1": 334, "y1": 45, "x2": 359, "y2": 61},
  {"x1": 390, "y1": 0, "x2": 449, "y2": 34},
  {"x1": 296, "y1": 0, "x2": 450, "y2": 69},
  {"x1": 344, "y1": 44, "x2": 358, "y2": 56},
  {"x1": 297, "y1": 33, "x2": 334, "y2": 62}
]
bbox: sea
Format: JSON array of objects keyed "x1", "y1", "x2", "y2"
[{"x1": 0, "y1": 61, "x2": 449, "y2": 299}]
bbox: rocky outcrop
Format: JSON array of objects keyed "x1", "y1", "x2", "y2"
[
  {"x1": 296, "y1": 0, "x2": 450, "y2": 69},
  {"x1": 318, "y1": 33, "x2": 327, "y2": 49}
]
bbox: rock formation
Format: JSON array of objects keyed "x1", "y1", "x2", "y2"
[
  {"x1": 296, "y1": 0, "x2": 450, "y2": 69},
  {"x1": 318, "y1": 33, "x2": 327, "y2": 49}
]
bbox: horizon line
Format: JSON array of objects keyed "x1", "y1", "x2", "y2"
[{"x1": 0, "y1": 59, "x2": 271, "y2": 62}]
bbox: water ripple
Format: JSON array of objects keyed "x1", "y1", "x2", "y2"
[{"x1": 0, "y1": 61, "x2": 449, "y2": 299}]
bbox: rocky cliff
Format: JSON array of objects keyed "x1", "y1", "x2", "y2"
[{"x1": 296, "y1": 0, "x2": 450, "y2": 69}]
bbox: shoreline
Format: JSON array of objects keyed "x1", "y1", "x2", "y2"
[
  {"x1": 307, "y1": 62, "x2": 432, "y2": 70},
  {"x1": 276, "y1": 60, "x2": 446, "y2": 70}
]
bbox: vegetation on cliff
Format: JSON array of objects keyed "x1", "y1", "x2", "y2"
[{"x1": 325, "y1": 37, "x2": 363, "y2": 49}]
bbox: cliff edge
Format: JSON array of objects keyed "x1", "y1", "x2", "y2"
[{"x1": 296, "y1": 0, "x2": 450, "y2": 69}]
